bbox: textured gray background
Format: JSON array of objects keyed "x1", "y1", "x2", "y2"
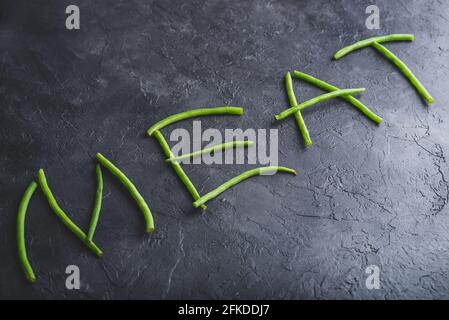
[{"x1": 1, "y1": 0, "x2": 449, "y2": 299}]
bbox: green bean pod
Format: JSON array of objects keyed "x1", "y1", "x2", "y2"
[
  {"x1": 147, "y1": 106, "x2": 244, "y2": 136},
  {"x1": 17, "y1": 181, "x2": 38, "y2": 283},
  {"x1": 275, "y1": 88, "x2": 365, "y2": 121},
  {"x1": 285, "y1": 72, "x2": 312, "y2": 147},
  {"x1": 371, "y1": 41, "x2": 434, "y2": 103},
  {"x1": 96, "y1": 153, "x2": 154, "y2": 233},
  {"x1": 87, "y1": 164, "x2": 103, "y2": 242},
  {"x1": 166, "y1": 140, "x2": 254, "y2": 163},
  {"x1": 193, "y1": 166, "x2": 297, "y2": 208},
  {"x1": 37, "y1": 169, "x2": 103, "y2": 256},
  {"x1": 333, "y1": 34, "x2": 415, "y2": 59}
]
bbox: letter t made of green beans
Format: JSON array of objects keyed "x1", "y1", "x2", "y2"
[{"x1": 333, "y1": 34, "x2": 434, "y2": 104}]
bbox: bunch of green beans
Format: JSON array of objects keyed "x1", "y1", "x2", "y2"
[{"x1": 15, "y1": 33, "x2": 435, "y2": 285}]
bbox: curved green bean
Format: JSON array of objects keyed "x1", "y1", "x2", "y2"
[
  {"x1": 153, "y1": 130, "x2": 207, "y2": 210},
  {"x1": 292, "y1": 71, "x2": 382, "y2": 124},
  {"x1": 96, "y1": 153, "x2": 154, "y2": 233},
  {"x1": 275, "y1": 88, "x2": 365, "y2": 121},
  {"x1": 193, "y1": 166, "x2": 297, "y2": 208},
  {"x1": 333, "y1": 34, "x2": 415, "y2": 59},
  {"x1": 166, "y1": 140, "x2": 254, "y2": 163},
  {"x1": 285, "y1": 72, "x2": 312, "y2": 147},
  {"x1": 87, "y1": 164, "x2": 103, "y2": 242},
  {"x1": 371, "y1": 41, "x2": 434, "y2": 103},
  {"x1": 147, "y1": 106, "x2": 244, "y2": 136},
  {"x1": 37, "y1": 169, "x2": 103, "y2": 257},
  {"x1": 17, "y1": 181, "x2": 38, "y2": 283}
]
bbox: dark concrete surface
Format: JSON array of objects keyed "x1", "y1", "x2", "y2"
[{"x1": 1, "y1": 0, "x2": 449, "y2": 299}]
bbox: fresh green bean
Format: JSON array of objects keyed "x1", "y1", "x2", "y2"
[
  {"x1": 292, "y1": 71, "x2": 383, "y2": 124},
  {"x1": 37, "y1": 169, "x2": 103, "y2": 256},
  {"x1": 96, "y1": 153, "x2": 154, "y2": 233},
  {"x1": 371, "y1": 41, "x2": 434, "y2": 103},
  {"x1": 333, "y1": 34, "x2": 415, "y2": 59},
  {"x1": 285, "y1": 72, "x2": 312, "y2": 147},
  {"x1": 275, "y1": 88, "x2": 365, "y2": 121},
  {"x1": 87, "y1": 164, "x2": 103, "y2": 242},
  {"x1": 166, "y1": 140, "x2": 254, "y2": 163},
  {"x1": 193, "y1": 166, "x2": 297, "y2": 208},
  {"x1": 153, "y1": 130, "x2": 207, "y2": 210},
  {"x1": 147, "y1": 106, "x2": 244, "y2": 136},
  {"x1": 17, "y1": 181, "x2": 37, "y2": 283}
]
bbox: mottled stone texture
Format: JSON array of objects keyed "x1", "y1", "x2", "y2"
[{"x1": 1, "y1": 0, "x2": 449, "y2": 299}]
